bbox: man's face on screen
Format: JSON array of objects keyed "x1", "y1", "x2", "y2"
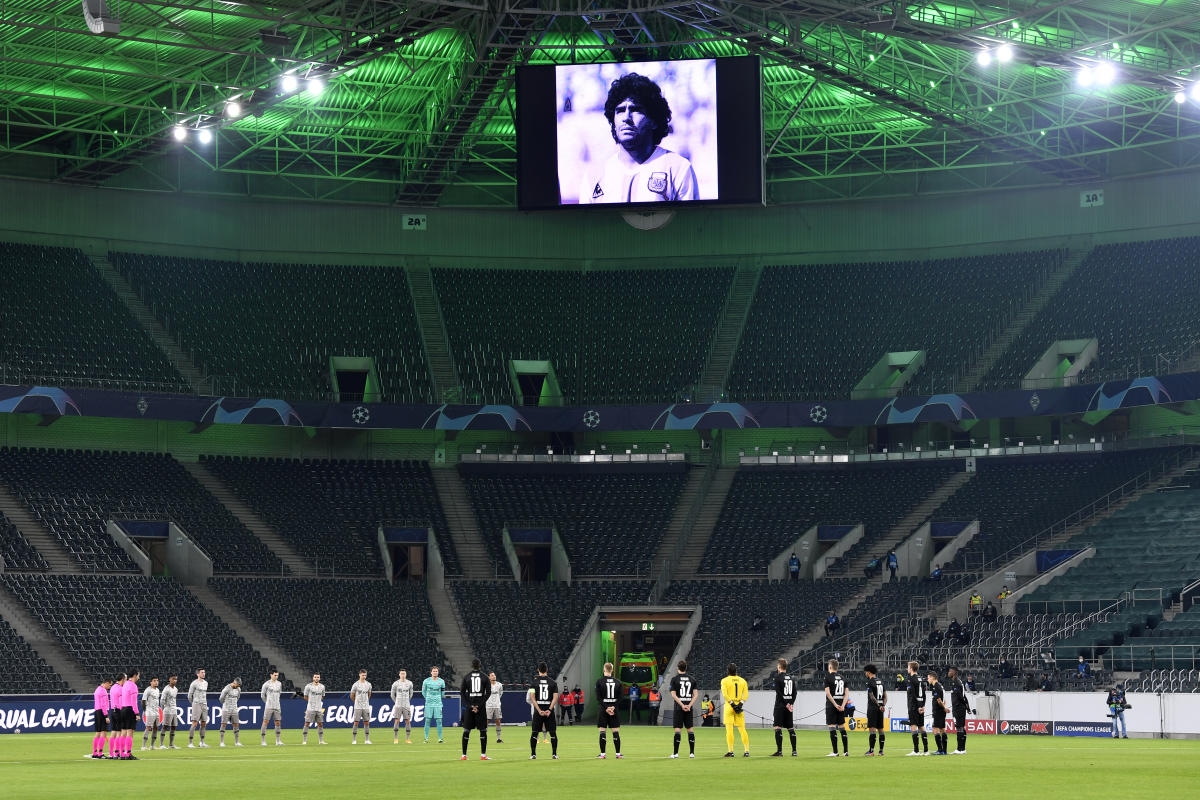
[{"x1": 612, "y1": 97, "x2": 654, "y2": 149}]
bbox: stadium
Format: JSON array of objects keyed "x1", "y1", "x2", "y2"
[{"x1": 1, "y1": 0, "x2": 1200, "y2": 795}]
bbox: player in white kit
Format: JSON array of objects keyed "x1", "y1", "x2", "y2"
[
  {"x1": 350, "y1": 670, "x2": 373, "y2": 744},
  {"x1": 390, "y1": 670, "x2": 414, "y2": 744},
  {"x1": 487, "y1": 672, "x2": 504, "y2": 743},
  {"x1": 187, "y1": 668, "x2": 209, "y2": 748},
  {"x1": 140, "y1": 677, "x2": 161, "y2": 750},
  {"x1": 218, "y1": 678, "x2": 243, "y2": 747},
  {"x1": 580, "y1": 73, "x2": 699, "y2": 204},
  {"x1": 260, "y1": 670, "x2": 285, "y2": 746},
  {"x1": 302, "y1": 673, "x2": 326, "y2": 745},
  {"x1": 159, "y1": 675, "x2": 179, "y2": 749}
]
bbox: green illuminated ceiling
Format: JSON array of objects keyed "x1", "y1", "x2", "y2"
[{"x1": 2, "y1": 0, "x2": 1200, "y2": 205}]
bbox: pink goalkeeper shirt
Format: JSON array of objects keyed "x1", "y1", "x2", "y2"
[{"x1": 93, "y1": 685, "x2": 110, "y2": 713}]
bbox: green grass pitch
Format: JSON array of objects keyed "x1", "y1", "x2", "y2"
[{"x1": 3, "y1": 726, "x2": 1197, "y2": 798}]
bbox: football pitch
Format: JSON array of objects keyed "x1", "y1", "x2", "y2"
[{"x1": 3, "y1": 727, "x2": 1197, "y2": 799}]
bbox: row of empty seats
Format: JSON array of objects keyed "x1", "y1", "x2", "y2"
[
  {"x1": 0, "y1": 510, "x2": 47, "y2": 572},
  {"x1": 0, "y1": 616, "x2": 69, "y2": 693}
]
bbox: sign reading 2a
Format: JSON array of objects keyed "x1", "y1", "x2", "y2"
[{"x1": 403, "y1": 214, "x2": 428, "y2": 231}]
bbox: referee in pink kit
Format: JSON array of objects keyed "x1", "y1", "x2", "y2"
[
  {"x1": 116, "y1": 670, "x2": 141, "y2": 760},
  {"x1": 91, "y1": 678, "x2": 113, "y2": 759}
]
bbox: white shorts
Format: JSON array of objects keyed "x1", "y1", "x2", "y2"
[
  {"x1": 191, "y1": 703, "x2": 208, "y2": 722},
  {"x1": 263, "y1": 708, "x2": 282, "y2": 724},
  {"x1": 392, "y1": 705, "x2": 412, "y2": 723},
  {"x1": 162, "y1": 708, "x2": 178, "y2": 726},
  {"x1": 304, "y1": 709, "x2": 323, "y2": 725},
  {"x1": 353, "y1": 708, "x2": 371, "y2": 724},
  {"x1": 222, "y1": 707, "x2": 239, "y2": 724},
  {"x1": 486, "y1": 706, "x2": 502, "y2": 722},
  {"x1": 144, "y1": 710, "x2": 161, "y2": 727}
]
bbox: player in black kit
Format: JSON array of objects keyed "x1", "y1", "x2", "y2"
[
  {"x1": 905, "y1": 661, "x2": 928, "y2": 756},
  {"x1": 595, "y1": 662, "x2": 622, "y2": 759},
  {"x1": 668, "y1": 660, "x2": 697, "y2": 759},
  {"x1": 928, "y1": 671, "x2": 948, "y2": 755},
  {"x1": 460, "y1": 659, "x2": 492, "y2": 760},
  {"x1": 823, "y1": 659, "x2": 849, "y2": 757},
  {"x1": 769, "y1": 659, "x2": 797, "y2": 757},
  {"x1": 529, "y1": 663, "x2": 559, "y2": 760},
  {"x1": 947, "y1": 666, "x2": 968, "y2": 754},
  {"x1": 863, "y1": 664, "x2": 887, "y2": 756}
]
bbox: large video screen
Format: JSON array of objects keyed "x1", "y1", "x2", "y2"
[{"x1": 516, "y1": 56, "x2": 762, "y2": 209}]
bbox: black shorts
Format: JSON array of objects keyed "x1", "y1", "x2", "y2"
[
  {"x1": 531, "y1": 710, "x2": 557, "y2": 734},
  {"x1": 460, "y1": 707, "x2": 488, "y2": 731},
  {"x1": 596, "y1": 707, "x2": 621, "y2": 728},
  {"x1": 954, "y1": 712, "x2": 967, "y2": 730},
  {"x1": 932, "y1": 711, "x2": 947, "y2": 729},
  {"x1": 94, "y1": 712, "x2": 109, "y2": 732},
  {"x1": 907, "y1": 708, "x2": 924, "y2": 728},
  {"x1": 825, "y1": 706, "x2": 845, "y2": 726},
  {"x1": 867, "y1": 706, "x2": 885, "y2": 730},
  {"x1": 674, "y1": 705, "x2": 694, "y2": 729},
  {"x1": 772, "y1": 704, "x2": 793, "y2": 729},
  {"x1": 111, "y1": 708, "x2": 127, "y2": 729}
]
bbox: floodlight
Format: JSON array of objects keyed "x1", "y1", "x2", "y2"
[
  {"x1": 281, "y1": 74, "x2": 299, "y2": 93},
  {"x1": 171, "y1": 125, "x2": 187, "y2": 142},
  {"x1": 1094, "y1": 62, "x2": 1116, "y2": 86},
  {"x1": 976, "y1": 50, "x2": 992, "y2": 67},
  {"x1": 307, "y1": 77, "x2": 325, "y2": 96},
  {"x1": 996, "y1": 44, "x2": 1014, "y2": 63},
  {"x1": 1189, "y1": 83, "x2": 1200, "y2": 102},
  {"x1": 226, "y1": 101, "x2": 242, "y2": 118},
  {"x1": 1176, "y1": 91, "x2": 1187, "y2": 104},
  {"x1": 1076, "y1": 66, "x2": 1094, "y2": 88},
  {"x1": 196, "y1": 128, "x2": 213, "y2": 144}
]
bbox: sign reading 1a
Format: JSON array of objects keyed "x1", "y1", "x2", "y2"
[
  {"x1": 1079, "y1": 190, "x2": 1103, "y2": 208},
  {"x1": 402, "y1": 214, "x2": 428, "y2": 231}
]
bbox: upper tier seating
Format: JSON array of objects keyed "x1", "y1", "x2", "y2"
[
  {"x1": 211, "y1": 577, "x2": 447, "y2": 685},
  {"x1": 451, "y1": 581, "x2": 651, "y2": 683},
  {"x1": 460, "y1": 465, "x2": 687, "y2": 576},
  {"x1": 2, "y1": 574, "x2": 285, "y2": 688},
  {"x1": 702, "y1": 463, "x2": 957, "y2": 574},
  {"x1": 727, "y1": 251, "x2": 1059, "y2": 400},
  {"x1": 664, "y1": 578, "x2": 861, "y2": 688},
  {"x1": 982, "y1": 237, "x2": 1200, "y2": 389},
  {"x1": 202, "y1": 456, "x2": 458, "y2": 577},
  {"x1": 0, "y1": 616, "x2": 69, "y2": 693},
  {"x1": 0, "y1": 448, "x2": 282, "y2": 574},
  {"x1": 113, "y1": 253, "x2": 432, "y2": 403},
  {"x1": 1, "y1": 511, "x2": 48, "y2": 572},
  {"x1": 434, "y1": 267, "x2": 733, "y2": 404},
  {"x1": 0, "y1": 242, "x2": 184, "y2": 390}
]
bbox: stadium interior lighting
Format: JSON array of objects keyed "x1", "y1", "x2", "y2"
[
  {"x1": 171, "y1": 125, "x2": 187, "y2": 141},
  {"x1": 1094, "y1": 62, "x2": 1116, "y2": 86},
  {"x1": 996, "y1": 44, "x2": 1014, "y2": 63},
  {"x1": 1177, "y1": 91, "x2": 1188, "y2": 104},
  {"x1": 226, "y1": 101, "x2": 242, "y2": 118},
  {"x1": 1076, "y1": 66, "x2": 1094, "y2": 88},
  {"x1": 196, "y1": 128, "x2": 213, "y2": 144},
  {"x1": 976, "y1": 50, "x2": 992, "y2": 67},
  {"x1": 281, "y1": 74, "x2": 299, "y2": 93},
  {"x1": 1190, "y1": 83, "x2": 1200, "y2": 101},
  {"x1": 307, "y1": 77, "x2": 325, "y2": 96}
]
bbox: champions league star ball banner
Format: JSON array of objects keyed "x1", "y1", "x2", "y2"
[
  {"x1": 0, "y1": 693, "x2": 534, "y2": 734},
  {"x1": 3, "y1": 372, "x2": 1200, "y2": 433}
]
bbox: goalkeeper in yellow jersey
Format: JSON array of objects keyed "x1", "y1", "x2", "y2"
[{"x1": 720, "y1": 663, "x2": 750, "y2": 757}]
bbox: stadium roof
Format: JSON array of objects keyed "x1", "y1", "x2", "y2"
[{"x1": 3, "y1": 0, "x2": 1200, "y2": 206}]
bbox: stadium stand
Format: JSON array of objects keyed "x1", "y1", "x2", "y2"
[
  {"x1": 201, "y1": 456, "x2": 458, "y2": 577},
  {"x1": 459, "y1": 465, "x2": 687, "y2": 577},
  {"x1": 981, "y1": 237, "x2": 1200, "y2": 389},
  {"x1": 0, "y1": 449, "x2": 283, "y2": 574},
  {"x1": 663, "y1": 578, "x2": 861, "y2": 688},
  {"x1": 112, "y1": 253, "x2": 432, "y2": 403},
  {"x1": 433, "y1": 267, "x2": 733, "y2": 404},
  {"x1": 0, "y1": 511, "x2": 48, "y2": 572},
  {"x1": 1, "y1": 574, "x2": 284, "y2": 688},
  {"x1": 0, "y1": 616, "x2": 69, "y2": 694},
  {"x1": 211, "y1": 577, "x2": 446, "y2": 685},
  {"x1": 450, "y1": 580, "x2": 651, "y2": 684},
  {"x1": 0, "y1": 242, "x2": 184, "y2": 390},
  {"x1": 701, "y1": 463, "x2": 957, "y2": 575},
  {"x1": 726, "y1": 251, "x2": 1061, "y2": 401}
]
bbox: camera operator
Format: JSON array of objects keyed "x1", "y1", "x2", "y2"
[{"x1": 1106, "y1": 683, "x2": 1130, "y2": 739}]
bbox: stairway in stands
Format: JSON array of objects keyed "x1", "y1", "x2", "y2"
[
  {"x1": 956, "y1": 238, "x2": 1094, "y2": 393},
  {"x1": 695, "y1": 263, "x2": 763, "y2": 401},
  {"x1": 834, "y1": 470, "x2": 975, "y2": 577},
  {"x1": 186, "y1": 581, "x2": 312, "y2": 681},
  {"x1": 90, "y1": 253, "x2": 213, "y2": 395},
  {"x1": 427, "y1": 583, "x2": 475, "y2": 679},
  {"x1": 0, "y1": 483, "x2": 78, "y2": 573},
  {"x1": 407, "y1": 266, "x2": 460, "y2": 401},
  {"x1": 431, "y1": 468, "x2": 494, "y2": 580},
  {"x1": 0, "y1": 581, "x2": 92, "y2": 691},
  {"x1": 672, "y1": 466, "x2": 739, "y2": 580},
  {"x1": 180, "y1": 461, "x2": 313, "y2": 577},
  {"x1": 650, "y1": 466, "x2": 709, "y2": 577}
]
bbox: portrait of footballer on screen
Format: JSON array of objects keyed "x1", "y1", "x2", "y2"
[{"x1": 556, "y1": 60, "x2": 718, "y2": 205}]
